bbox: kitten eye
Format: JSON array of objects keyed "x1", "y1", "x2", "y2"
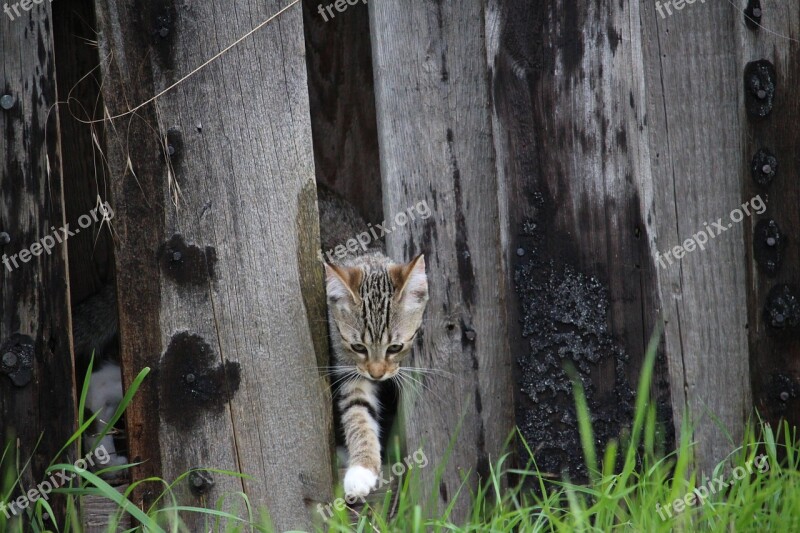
[
  {"x1": 350, "y1": 343, "x2": 368, "y2": 354},
  {"x1": 386, "y1": 344, "x2": 404, "y2": 354}
]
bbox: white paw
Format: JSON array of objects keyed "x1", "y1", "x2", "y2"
[{"x1": 343, "y1": 465, "x2": 377, "y2": 498}]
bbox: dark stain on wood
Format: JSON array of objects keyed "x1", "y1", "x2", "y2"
[
  {"x1": 753, "y1": 219, "x2": 785, "y2": 276},
  {"x1": 492, "y1": 0, "x2": 673, "y2": 479},
  {"x1": 132, "y1": 0, "x2": 178, "y2": 71},
  {"x1": 742, "y1": 40, "x2": 800, "y2": 432},
  {"x1": 165, "y1": 127, "x2": 184, "y2": 168},
  {"x1": 158, "y1": 234, "x2": 217, "y2": 286},
  {"x1": 763, "y1": 284, "x2": 800, "y2": 330},
  {"x1": 1, "y1": 4, "x2": 75, "y2": 522},
  {"x1": 160, "y1": 332, "x2": 241, "y2": 430},
  {"x1": 744, "y1": 59, "x2": 776, "y2": 119},
  {"x1": 446, "y1": 129, "x2": 476, "y2": 309},
  {"x1": 750, "y1": 148, "x2": 778, "y2": 187}
]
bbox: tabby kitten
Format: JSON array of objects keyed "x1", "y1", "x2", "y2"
[{"x1": 318, "y1": 185, "x2": 430, "y2": 497}]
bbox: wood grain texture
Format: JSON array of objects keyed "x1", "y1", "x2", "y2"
[
  {"x1": 369, "y1": 0, "x2": 514, "y2": 520},
  {"x1": 92, "y1": 1, "x2": 334, "y2": 529},
  {"x1": 81, "y1": 484, "x2": 131, "y2": 531},
  {"x1": 486, "y1": 0, "x2": 674, "y2": 479},
  {"x1": 640, "y1": 0, "x2": 752, "y2": 472},
  {"x1": 0, "y1": 0, "x2": 75, "y2": 524},
  {"x1": 302, "y1": 0, "x2": 384, "y2": 224},
  {"x1": 735, "y1": 2, "x2": 800, "y2": 432}
]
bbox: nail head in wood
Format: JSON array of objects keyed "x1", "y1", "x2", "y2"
[{"x1": 0, "y1": 95, "x2": 14, "y2": 110}]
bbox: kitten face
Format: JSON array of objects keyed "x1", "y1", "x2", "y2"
[{"x1": 325, "y1": 255, "x2": 429, "y2": 381}]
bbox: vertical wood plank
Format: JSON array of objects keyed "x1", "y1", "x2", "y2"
[
  {"x1": 486, "y1": 0, "x2": 673, "y2": 479},
  {"x1": 640, "y1": 0, "x2": 751, "y2": 471},
  {"x1": 735, "y1": 1, "x2": 800, "y2": 432},
  {"x1": 369, "y1": 0, "x2": 515, "y2": 520},
  {"x1": 0, "y1": 0, "x2": 74, "y2": 524},
  {"x1": 92, "y1": 1, "x2": 334, "y2": 529}
]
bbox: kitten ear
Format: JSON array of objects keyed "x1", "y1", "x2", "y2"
[
  {"x1": 390, "y1": 254, "x2": 429, "y2": 306},
  {"x1": 324, "y1": 263, "x2": 363, "y2": 304}
]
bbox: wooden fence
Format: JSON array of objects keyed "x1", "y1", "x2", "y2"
[{"x1": 1, "y1": 0, "x2": 798, "y2": 530}]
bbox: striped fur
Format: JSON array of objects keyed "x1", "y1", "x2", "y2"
[{"x1": 325, "y1": 252, "x2": 429, "y2": 497}]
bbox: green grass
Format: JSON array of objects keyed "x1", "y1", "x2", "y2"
[{"x1": 2, "y1": 337, "x2": 799, "y2": 531}]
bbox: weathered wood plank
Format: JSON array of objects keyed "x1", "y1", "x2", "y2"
[
  {"x1": 640, "y1": 0, "x2": 751, "y2": 471},
  {"x1": 735, "y1": 1, "x2": 800, "y2": 432},
  {"x1": 369, "y1": 0, "x2": 515, "y2": 520},
  {"x1": 92, "y1": 0, "x2": 334, "y2": 529},
  {"x1": 486, "y1": 0, "x2": 673, "y2": 479},
  {"x1": 0, "y1": 0, "x2": 75, "y2": 525},
  {"x1": 302, "y1": 0, "x2": 383, "y2": 224},
  {"x1": 81, "y1": 484, "x2": 131, "y2": 532}
]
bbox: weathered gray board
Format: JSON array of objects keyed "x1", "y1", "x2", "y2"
[
  {"x1": 487, "y1": 0, "x2": 752, "y2": 478},
  {"x1": 736, "y1": 1, "x2": 800, "y2": 433},
  {"x1": 0, "y1": 0, "x2": 75, "y2": 524},
  {"x1": 640, "y1": 0, "x2": 752, "y2": 472},
  {"x1": 486, "y1": 0, "x2": 673, "y2": 479},
  {"x1": 369, "y1": 0, "x2": 515, "y2": 521},
  {"x1": 92, "y1": 0, "x2": 333, "y2": 529}
]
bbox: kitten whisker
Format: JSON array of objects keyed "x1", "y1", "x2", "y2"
[
  {"x1": 402, "y1": 366, "x2": 455, "y2": 378},
  {"x1": 396, "y1": 370, "x2": 446, "y2": 404}
]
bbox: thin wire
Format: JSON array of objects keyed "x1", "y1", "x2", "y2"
[
  {"x1": 77, "y1": 0, "x2": 300, "y2": 125},
  {"x1": 725, "y1": 0, "x2": 800, "y2": 44}
]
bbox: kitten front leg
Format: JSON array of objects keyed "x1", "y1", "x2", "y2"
[
  {"x1": 339, "y1": 378, "x2": 381, "y2": 498},
  {"x1": 87, "y1": 363, "x2": 128, "y2": 469}
]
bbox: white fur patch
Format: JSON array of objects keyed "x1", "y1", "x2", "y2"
[
  {"x1": 344, "y1": 465, "x2": 378, "y2": 497},
  {"x1": 88, "y1": 363, "x2": 127, "y2": 469}
]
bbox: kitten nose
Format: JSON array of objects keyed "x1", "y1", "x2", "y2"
[{"x1": 367, "y1": 364, "x2": 384, "y2": 379}]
